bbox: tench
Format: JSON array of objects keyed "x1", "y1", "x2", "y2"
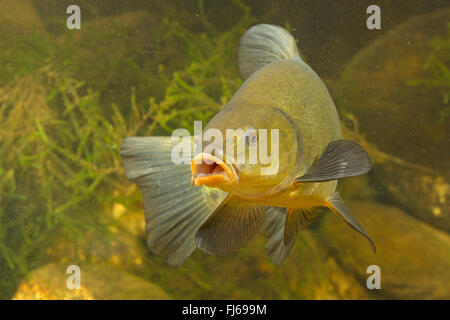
[{"x1": 121, "y1": 24, "x2": 375, "y2": 266}]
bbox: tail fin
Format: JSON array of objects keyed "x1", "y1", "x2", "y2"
[
  {"x1": 238, "y1": 24, "x2": 301, "y2": 81},
  {"x1": 121, "y1": 136, "x2": 228, "y2": 266}
]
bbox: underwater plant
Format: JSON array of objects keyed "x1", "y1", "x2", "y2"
[
  {"x1": 1, "y1": 0, "x2": 375, "y2": 300},
  {"x1": 409, "y1": 22, "x2": 450, "y2": 122},
  {"x1": 0, "y1": 0, "x2": 254, "y2": 299}
]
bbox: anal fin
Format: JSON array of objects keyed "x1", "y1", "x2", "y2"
[
  {"x1": 284, "y1": 207, "x2": 320, "y2": 246},
  {"x1": 260, "y1": 207, "x2": 293, "y2": 265},
  {"x1": 326, "y1": 192, "x2": 376, "y2": 253},
  {"x1": 195, "y1": 195, "x2": 265, "y2": 256},
  {"x1": 260, "y1": 206, "x2": 319, "y2": 265}
]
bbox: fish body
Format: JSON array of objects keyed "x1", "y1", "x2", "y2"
[
  {"x1": 121, "y1": 24, "x2": 374, "y2": 266},
  {"x1": 212, "y1": 58, "x2": 341, "y2": 208}
]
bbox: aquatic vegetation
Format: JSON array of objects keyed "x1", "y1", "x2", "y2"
[
  {"x1": 409, "y1": 22, "x2": 450, "y2": 122},
  {"x1": 0, "y1": 24, "x2": 49, "y2": 85},
  {"x1": 0, "y1": 0, "x2": 385, "y2": 299},
  {"x1": 2, "y1": 0, "x2": 344, "y2": 299},
  {"x1": 6, "y1": 0, "x2": 448, "y2": 301},
  {"x1": 0, "y1": 1, "x2": 255, "y2": 298},
  {"x1": 0, "y1": 67, "x2": 122, "y2": 297}
]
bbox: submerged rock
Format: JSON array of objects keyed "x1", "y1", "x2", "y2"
[
  {"x1": 0, "y1": 0, "x2": 44, "y2": 34},
  {"x1": 343, "y1": 123, "x2": 450, "y2": 233},
  {"x1": 178, "y1": 230, "x2": 373, "y2": 300},
  {"x1": 55, "y1": 10, "x2": 187, "y2": 107},
  {"x1": 337, "y1": 9, "x2": 450, "y2": 172},
  {"x1": 45, "y1": 215, "x2": 149, "y2": 274},
  {"x1": 315, "y1": 201, "x2": 450, "y2": 299},
  {"x1": 372, "y1": 161, "x2": 450, "y2": 232},
  {"x1": 12, "y1": 263, "x2": 171, "y2": 300},
  {"x1": 336, "y1": 9, "x2": 450, "y2": 232}
]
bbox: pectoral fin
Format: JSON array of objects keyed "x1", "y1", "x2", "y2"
[
  {"x1": 326, "y1": 192, "x2": 376, "y2": 253},
  {"x1": 195, "y1": 195, "x2": 265, "y2": 256},
  {"x1": 296, "y1": 139, "x2": 371, "y2": 183}
]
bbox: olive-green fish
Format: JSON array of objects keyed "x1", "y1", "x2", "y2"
[{"x1": 121, "y1": 24, "x2": 375, "y2": 266}]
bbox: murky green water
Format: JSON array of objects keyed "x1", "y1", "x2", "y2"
[{"x1": 0, "y1": 0, "x2": 449, "y2": 300}]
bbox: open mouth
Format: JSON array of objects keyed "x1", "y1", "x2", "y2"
[{"x1": 190, "y1": 153, "x2": 237, "y2": 187}]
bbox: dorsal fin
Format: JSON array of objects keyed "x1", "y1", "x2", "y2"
[{"x1": 238, "y1": 24, "x2": 301, "y2": 81}]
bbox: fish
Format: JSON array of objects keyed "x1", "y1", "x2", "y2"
[{"x1": 121, "y1": 24, "x2": 375, "y2": 266}]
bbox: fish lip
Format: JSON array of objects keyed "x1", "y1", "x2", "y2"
[{"x1": 190, "y1": 152, "x2": 237, "y2": 187}]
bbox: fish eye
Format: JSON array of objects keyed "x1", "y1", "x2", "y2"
[{"x1": 245, "y1": 128, "x2": 258, "y2": 145}]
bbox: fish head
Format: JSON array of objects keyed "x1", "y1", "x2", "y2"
[{"x1": 191, "y1": 104, "x2": 301, "y2": 197}]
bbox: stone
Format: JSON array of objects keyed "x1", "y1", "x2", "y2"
[
  {"x1": 336, "y1": 9, "x2": 450, "y2": 173},
  {"x1": 342, "y1": 124, "x2": 450, "y2": 233},
  {"x1": 0, "y1": 0, "x2": 44, "y2": 34},
  {"x1": 336, "y1": 8, "x2": 450, "y2": 233},
  {"x1": 181, "y1": 229, "x2": 372, "y2": 299},
  {"x1": 12, "y1": 263, "x2": 171, "y2": 300},
  {"x1": 372, "y1": 161, "x2": 450, "y2": 232},
  {"x1": 314, "y1": 201, "x2": 450, "y2": 299}
]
